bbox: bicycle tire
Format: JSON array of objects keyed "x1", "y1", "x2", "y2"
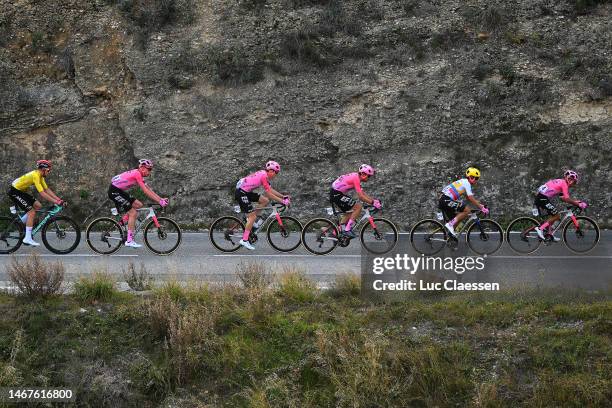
[
  {"x1": 410, "y1": 219, "x2": 447, "y2": 255},
  {"x1": 563, "y1": 216, "x2": 600, "y2": 254},
  {"x1": 209, "y1": 216, "x2": 245, "y2": 253},
  {"x1": 0, "y1": 216, "x2": 24, "y2": 254},
  {"x1": 465, "y1": 219, "x2": 504, "y2": 255},
  {"x1": 506, "y1": 217, "x2": 541, "y2": 254},
  {"x1": 266, "y1": 215, "x2": 303, "y2": 253},
  {"x1": 41, "y1": 215, "x2": 81, "y2": 254},
  {"x1": 144, "y1": 217, "x2": 182, "y2": 255},
  {"x1": 360, "y1": 217, "x2": 398, "y2": 255},
  {"x1": 86, "y1": 217, "x2": 124, "y2": 255},
  {"x1": 301, "y1": 218, "x2": 339, "y2": 255}
]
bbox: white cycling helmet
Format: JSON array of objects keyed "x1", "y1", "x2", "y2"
[
  {"x1": 564, "y1": 169, "x2": 579, "y2": 183},
  {"x1": 139, "y1": 159, "x2": 153, "y2": 169},
  {"x1": 266, "y1": 160, "x2": 280, "y2": 172},
  {"x1": 358, "y1": 164, "x2": 375, "y2": 176}
]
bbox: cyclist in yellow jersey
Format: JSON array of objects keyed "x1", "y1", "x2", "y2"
[{"x1": 7, "y1": 160, "x2": 66, "y2": 246}]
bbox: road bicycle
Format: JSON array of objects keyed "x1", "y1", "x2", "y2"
[
  {"x1": 301, "y1": 203, "x2": 398, "y2": 255},
  {"x1": 410, "y1": 207, "x2": 503, "y2": 256},
  {"x1": 209, "y1": 203, "x2": 302, "y2": 252},
  {"x1": 506, "y1": 205, "x2": 599, "y2": 254},
  {"x1": 0, "y1": 204, "x2": 81, "y2": 254},
  {"x1": 85, "y1": 203, "x2": 182, "y2": 255}
]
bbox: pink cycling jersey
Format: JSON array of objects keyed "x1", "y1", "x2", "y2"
[
  {"x1": 332, "y1": 172, "x2": 363, "y2": 194},
  {"x1": 537, "y1": 179, "x2": 569, "y2": 199},
  {"x1": 236, "y1": 170, "x2": 271, "y2": 192},
  {"x1": 111, "y1": 169, "x2": 146, "y2": 191}
]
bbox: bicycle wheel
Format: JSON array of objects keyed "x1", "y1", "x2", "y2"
[
  {"x1": 86, "y1": 217, "x2": 124, "y2": 255},
  {"x1": 506, "y1": 217, "x2": 541, "y2": 254},
  {"x1": 266, "y1": 216, "x2": 303, "y2": 252},
  {"x1": 301, "y1": 218, "x2": 339, "y2": 255},
  {"x1": 209, "y1": 216, "x2": 245, "y2": 252},
  {"x1": 41, "y1": 216, "x2": 81, "y2": 254},
  {"x1": 360, "y1": 217, "x2": 398, "y2": 255},
  {"x1": 144, "y1": 217, "x2": 182, "y2": 255},
  {"x1": 410, "y1": 219, "x2": 447, "y2": 255},
  {"x1": 0, "y1": 216, "x2": 24, "y2": 254},
  {"x1": 563, "y1": 216, "x2": 600, "y2": 254},
  {"x1": 466, "y1": 219, "x2": 503, "y2": 255}
]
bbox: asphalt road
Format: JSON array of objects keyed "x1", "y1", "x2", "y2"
[{"x1": 0, "y1": 231, "x2": 610, "y2": 289}]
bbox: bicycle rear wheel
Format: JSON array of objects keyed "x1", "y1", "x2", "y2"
[
  {"x1": 466, "y1": 219, "x2": 503, "y2": 255},
  {"x1": 563, "y1": 216, "x2": 600, "y2": 253},
  {"x1": 0, "y1": 216, "x2": 24, "y2": 254},
  {"x1": 301, "y1": 218, "x2": 338, "y2": 255},
  {"x1": 410, "y1": 219, "x2": 446, "y2": 255},
  {"x1": 360, "y1": 217, "x2": 398, "y2": 254},
  {"x1": 144, "y1": 217, "x2": 182, "y2": 255},
  {"x1": 506, "y1": 217, "x2": 540, "y2": 254},
  {"x1": 267, "y1": 216, "x2": 302, "y2": 252},
  {"x1": 209, "y1": 216, "x2": 245, "y2": 252},
  {"x1": 42, "y1": 216, "x2": 81, "y2": 254},
  {"x1": 86, "y1": 217, "x2": 124, "y2": 255}
]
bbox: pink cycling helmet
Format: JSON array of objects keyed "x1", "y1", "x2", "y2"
[
  {"x1": 266, "y1": 160, "x2": 281, "y2": 172},
  {"x1": 564, "y1": 169, "x2": 579, "y2": 183},
  {"x1": 139, "y1": 159, "x2": 153, "y2": 169},
  {"x1": 358, "y1": 164, "x2": 375, "y2": 176}
]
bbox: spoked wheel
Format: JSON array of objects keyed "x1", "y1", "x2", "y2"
[
  {"x1": 41, "y1": 216, "x2": 81, "y2": 254},
  {"x1": 506, "y1": 217, "x2": 541, "y2": 254},
  {"x1": 266, "y1": 216, "x2": 303, "y2": 253},
  {"x1": 410, "y1": 219, "x2": 447, "y2": 255},
  {"x1": 563, "y1": 216, "x2": 600, "y2": 253},
  {"x1": 144, "y1": 217, "x2": 182, "y2": 255},
  {"x1": 86, "y1": 217, "x2": 124, "y2": 255},
  {"x1": 466, "y1": 219, "x2": 504, "y2": 255},
  {"x1": 0, "y1": 216, "x2": 24, "y2": 254},
  {"x1": 301, "y1": 218, "x2": 339, "y2": 255},
  {"x1": 360, "y1": 217, "x2": 398, "y2": 255},
  {"x1": 209, "y1": 216, "x2": 245, "y2": 253}
]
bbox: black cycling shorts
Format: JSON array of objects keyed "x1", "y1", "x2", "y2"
[
  {"x1": 235, "y1": 189, "x2": 260, "y2": 213},
  {"x1": 534, "y1": 193, "x2": 558, "y2": 216},
  {"x1": 108, "y1": 185, "x2": 136, "y2": 213},
  {"x1": 8, "y1": 186, "x2": 36, "y2": 212},
  {"x1": 329, "y1": 189, "x2": 356, "y2": 213},
  {"x1": 438, "y1": 194, "x2": 466, "y2": 221}
]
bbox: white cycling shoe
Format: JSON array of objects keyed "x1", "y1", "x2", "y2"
[
  {"x1": 124, "y1": 240, "x2": 142, "y2": 248},
  {"x1": 444, "y1": 222, "x2": 457, "y2": 238},
  {"x1": 22, "y1": 237, "x2": 40, "y2": 246},
  {"x1": 239, "y1": 239, "x2": 255, "y2": 250}
]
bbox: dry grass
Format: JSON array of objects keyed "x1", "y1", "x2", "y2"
[
  {"x1": 6, "y1": 254, "x2": 64, "y2": 298},
  {"x1": 235, "y1": 261, "x2": 274, "y2": 290},
  {"x1": 123, "y1": 261, "x2": 153, "y2": 291}
]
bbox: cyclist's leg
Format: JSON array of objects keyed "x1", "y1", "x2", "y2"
[{"x1": 536, "y1": 195, "x2": 560, "y2": 230}]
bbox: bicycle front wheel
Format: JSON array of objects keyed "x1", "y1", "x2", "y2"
[
  {"x1": 301, "y1": 218, "x2": 339, "y2": 255},
  {"x1": 360, "y1": 217, "x2": 398, "y2": 254},
  {"x1": 41, "y1": 216, "x2": 81, "y2": 254},
  {"x1": 410, "y1": 219, "x2": 447, "y2": 255},
  {"x1": 506, "y1": 217, "x2": 541, "y2": 254},
  {"x1": 466, "y1": 219, "x2": 503, "y2": 255},
  {"x1": 563, "y1": 216, "x2": 600, "y2": 253},
  {"x1": 143, "y1": 217, "x2": 182, "y2": 255},
  {"x1": 209, "y1": 216, "x2": 245, "y2": 253},
  {"x1": 267, "y1": 216, "x2": 302, "y2": 252},
  {"x1": 0, "y1": 216, "x2": 24, "y2": 254},
  {"x1": 86, "y1": 217, "x2": 124, "y2": 255}
]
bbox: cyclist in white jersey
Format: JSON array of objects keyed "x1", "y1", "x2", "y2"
[{"x1": 439, "y1": 167, "x2": 488, "y2": 237}]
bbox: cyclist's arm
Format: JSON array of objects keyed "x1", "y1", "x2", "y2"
[
  {"x1": 560, "y1": 196, "x2": 581, "y2": 207},
  {"x1": 44, "y1": 187, "x2": 62, "y2": 202},
  {"x1": 467, "y1": 195, "x2": 484, "y2": 209},
  {"x1": 38, "y1": 190, "x2": 59, "y2": 204},
  {"x1": 357, "y1": 191, "x2": 374, "y2": 205},
  {"x1": 265, "y1": 188, "x2": 285, "y2": 202},
  {"x1": 140, "y1": 184, "x2": 163, "y2": 203}
]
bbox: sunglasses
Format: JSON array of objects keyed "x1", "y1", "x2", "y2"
[{"x1": 468, "y1": 176, "x2": 479, "y2": 181}]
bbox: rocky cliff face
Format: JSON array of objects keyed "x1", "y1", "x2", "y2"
[{"x1": 1, "y1": 0, "x2": 610, "y2": 227}]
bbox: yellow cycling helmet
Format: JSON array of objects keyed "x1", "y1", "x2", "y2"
[{"x1": 466, "y1": 167, "x2": 481, "y2": 178}]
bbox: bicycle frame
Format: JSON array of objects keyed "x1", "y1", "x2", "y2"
[
  {"x1": 237, "y1": 203, "x2": 286, "y2": 231},
  {"x1": 429, "y1": 210, "x2": 483, "y2": 242},
  {"x1": 540, "y1": 208, "x2": 580, "y2": 236},
  {"x1": 16, "y1": 205, "x2": 63, "y2": 237}
]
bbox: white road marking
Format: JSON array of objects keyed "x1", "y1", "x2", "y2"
[
  {"x1": 213, "y1": 254, "x2": 361, "y2": 258},
  {"x1": 0, "y1": 254, "x2": 139, "y2": 257}
]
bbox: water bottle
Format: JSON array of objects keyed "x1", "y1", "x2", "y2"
[
  {"x1": 111, "y1": 207, "x2": 119, "y2": 216},
  {"x1": 326, "y1": 207, "x2": 334, "y2": 216},
  {"x1": 253, "y1": 217, "x2": 263, "y2": 229},
  {"x1": 532, "y1": 207, "x2": 539, "y2": 217},
  {"x1": 234, "y1": 205, "x2": 241, "y2": 213},
  {"x1": 435, "y1": 211, "x2": 444, "y2": 221},
  {"x1": 9, "y1": 206, "x2": 16, "y2": 214}
]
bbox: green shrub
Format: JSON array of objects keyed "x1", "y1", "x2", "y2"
[
  {"x1": 328, "y1": 273, "x2": 361, "y2": 298},
  {"x1": 277, "y1": 267, "x2": 317, "y2": 303},
  {"x1": 154, "y1": 279, "x2": 186, "y2": 302},
  {"x1": 73, "y1": 272, "x2": 117, "y2": 302}
]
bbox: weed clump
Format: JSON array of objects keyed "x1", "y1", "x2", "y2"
[
  {"x1": 277, "y1": 267, "x2": 317, "y2": 303},
  {"x1": 123, "y1": 262, "x2": 153, "y2": 291},
  {"x1": 7, "y1": 254, "x2": 64, "y2": 298},
  {"x1": 73, "y1": 272, "x2": 117, "y2": 302}
]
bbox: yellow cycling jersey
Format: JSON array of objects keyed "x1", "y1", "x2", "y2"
[{"x1": 12, "y1": 170, "x2": 48, "y2": 192}]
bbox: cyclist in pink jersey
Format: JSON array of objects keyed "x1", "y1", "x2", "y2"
[
  {"x1": 108, "y1": 159, "x2": 168, "y2": 248},
  {"x1": 534, "y1": 170, "x2": 587, "y2": 240},
  {"x1": 235, "y1": 160, "x2": 290, "y2": 250},
  {"x1": 330, "y1": 164, "x2": 381, "y2": 238}
]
